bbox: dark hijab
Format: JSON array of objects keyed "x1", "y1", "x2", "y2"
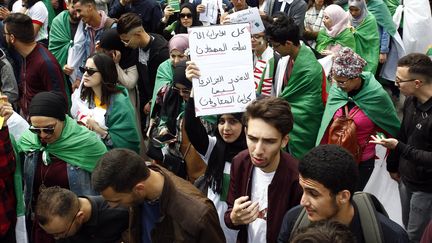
[
  {"x1": 207, "y1": 113, "x2": 247, "y2": 194},
  {"x1": 175, "y1": 3, "x2": 202, "y2": 34}
]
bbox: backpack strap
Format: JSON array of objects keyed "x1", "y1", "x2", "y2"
[
  {"x1": 291, "y1": 207, "x2": 311, "y2": 236},
  {"x1": 353, "y1": 192, "x2": 384, "y2": 243}
]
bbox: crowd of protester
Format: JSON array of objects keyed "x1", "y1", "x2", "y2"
[{"x1": 0, "y1": 0, "x2": 431, "y2": 242}]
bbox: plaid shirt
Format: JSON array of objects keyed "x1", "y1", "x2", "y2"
[{"x1": 0, "y1": 127, "x2": 16, "y2": 237}]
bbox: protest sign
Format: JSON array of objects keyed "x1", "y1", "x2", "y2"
[
  {"x1": 228, "y1": 7, "x2": 264, "y2": 34},
  {"x1": 199, "y1": 0, "x2": 222, "y2": 24},
  {"x1": 189, "y1": 23, "x2": 256, "y2": 116}
]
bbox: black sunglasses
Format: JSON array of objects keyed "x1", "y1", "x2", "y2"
[
  {"x1": 79, "y1": 66, "x2": 99, "y2": 76},
  {"x1": 29, "y1": 126, "x2": 56, "y2": 135},
  {"x1": 180, "y1": 13, "x2": 193, "y2": 18}
]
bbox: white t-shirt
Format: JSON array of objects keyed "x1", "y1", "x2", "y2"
[
  {"x1": 201, "y1": 136, "x2": 239, "y2": 243},
  {"x1": 12, "y1": 0, "x2": 49, "y2": 41},
  {"x1": 248, "y1": 167, "x2": 275, "y2": 243}
]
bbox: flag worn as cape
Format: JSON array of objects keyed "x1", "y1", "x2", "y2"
[
  {"x1": 352, "y1": 14, "x2": 380, "y2": 74},
  {"x1": 49, "y1": 10, "x2": 72, "y2": 69},
  {"x1": 316, "y1": 71, "x2": 400, "y2": 145},
  {"x1": 150, "y1": 59, "x2": 173, "y2": 118},
  {"x1": 106, "y1": 86, "x2": 141, "y2": 154},
  {"x1": 316, "y1": 28, "x2": 356, "y2": 53},
  {"x1": 367, "y1": 0, "x2": 397, "y2": 35},
  {"x1": 17, "y1": 116, "x2": 107, "y2": 172},
  {"x1": 279, "y1": 44, "x2": 324, "y2": 159}
]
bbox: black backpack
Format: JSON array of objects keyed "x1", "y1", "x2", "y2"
[{"x1": 292, "y1": 192, "x2": 388, "y2": 243}]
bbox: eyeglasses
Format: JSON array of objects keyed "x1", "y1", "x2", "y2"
[
  {"x1": 251, "y1": 34, "x2": 265, "y2": 40},
  {"x1": 172, "y1": 86, "x2": 191, "y2": 94},
  {"x1": 179, "y1": 13, "x2": 192, "y2": 18},
  {"x1": 3, "y1": 32, "x2": 11, "y2": 36},
  {"x1": 333, "y1": 77, "x2": 353, "y2": 86},
  {"x1": 29, "y1": 124, "x2": 56, "y2": 135},
  {"x1": 79, "y1": 66, "x2": 99, "y2": 76},
  {"x1": 395, "y1": 76, "x2": 416, "y2": 84}
]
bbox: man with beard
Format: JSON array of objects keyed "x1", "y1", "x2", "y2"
[
  {"x1": 278, "y1": 145, "x2": 409, "y2": 243},
  {"x1": 3, "y1": 13, "x2": 66, "y2": 119},
  {"x1": 91, "y1": 148, "x2": 225, "y2": 243},
  {"x1": 223, "y1": 97, "x2": 302, "y2": 243}
]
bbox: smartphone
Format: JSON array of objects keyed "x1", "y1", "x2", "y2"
[{"x1": 153, "y1": 133, "x2": 177, "y2": 144}]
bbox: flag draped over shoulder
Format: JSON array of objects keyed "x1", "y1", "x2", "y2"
[
  {"x1": 316, "y1": 28, "x2": 356, "y2": 53},
  {"x1": 316, "y1": 72, "x2": 400, "y2": 145},
  {"x1": 352, "y1": 14, "x2": 380, "y2": 74},
  {"x1": 279, "y1": 45, "x2": 324, "y2": 158}
]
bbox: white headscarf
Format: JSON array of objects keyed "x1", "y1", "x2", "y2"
[{"x1": 324, "y1": 4, "x2": 350, "y2": 37}]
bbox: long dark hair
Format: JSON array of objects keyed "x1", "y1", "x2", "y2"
[
  {"x1": 175, "y1": 3, "x2": 202, "y2": 34},
  {"x1": 307, "y1": 0, "x2": 333, "y2": 10},
  {"x1": 80, "y1": 53, "x2": 120, "y2": 107}
]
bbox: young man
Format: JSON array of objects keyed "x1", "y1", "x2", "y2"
[
  {"x1": 3, "y1": 13, "x2": 66, "y2": 118},
  {"x1": 278, "y1": 145, "x2": 409, "y2": 243},
  {"x1": 116, "y1": 13, "x2": 169, "y2": 133},
  {"x1": 265, "y1": 15, "x2": 324, "y2": 159},
  {"x1": 371, "y1": 53, "x2": 432, "y2": 242},
  {"x1": 224, "y1": 97, "x2": 302, "y2": 243},
  {"x1": 36, "y1": 187, "x2": 129, "y2": 243},
  {"x1": 91, "y1": 148, "x2": 226, "y2": 243},
  {"x1": 65, "y1": 0, "x2": 116, "y2": 91}
]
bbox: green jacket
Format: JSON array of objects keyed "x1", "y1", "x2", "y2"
[
  {"x1": 316, "y1": 72, "x2": 400, "y2": 144},
  {"x1": 316, "y1": 28, "x2": 356, "y2": 53},
  {"x1": 280, "y1": 44, "x2": 324, "y2": 158},
  {"x1": 352, "y1": 14, "x2": 380, "y2": 74}
]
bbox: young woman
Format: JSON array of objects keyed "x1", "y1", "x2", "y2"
[
  {"x1": 70, "y1": 53, "x2": 140, "y2": 153},
  {"x1": 184, "y1": 62, "x2": 247, "y2": 243},
  {"x1": 348, "y1": 0, "x2": 380, "y2": 74},
  {"x1": 303, "y1": 0, "x2": 333, "y2": 48},
  {"x1": 159, "y1": 3, "x2": 202, "y2": 40}
]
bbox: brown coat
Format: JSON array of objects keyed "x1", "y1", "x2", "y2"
[{"x1": 127, "y1": 165, "x2": 225, "y2": 243}]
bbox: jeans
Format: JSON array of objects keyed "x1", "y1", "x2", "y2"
[{"x1": 399, "y1": 181, "x2": 432, "y2": 243}]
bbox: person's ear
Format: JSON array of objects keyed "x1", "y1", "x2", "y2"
[
  {"x1": 337, "y1": 190, "x2": 351, "y2": 205},
  {"x1": 415, "y1": 79, "x2": 422, "y2": 88},
  {"x1": 281, "y1": 134, "x2": 289, "y2": 148}
]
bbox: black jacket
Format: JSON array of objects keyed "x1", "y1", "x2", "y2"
[{"x1": 387, "y1": 96, "x2": 432, "y2": 192}]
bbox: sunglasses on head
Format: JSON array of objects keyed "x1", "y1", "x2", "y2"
[
  {"x1": 79, "y1": 66, "x2": 99, "y2": 76},
  {"x1": 29, "y1": 125, "x2": 56, "y2": 135},
  {"x1": 180, "y1": 13, "x2": 192, "y2": 18}
]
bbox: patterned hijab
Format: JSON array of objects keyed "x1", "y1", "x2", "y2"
[{"x1": 332, "y1": 47, "x2": 367, "y2": 78}]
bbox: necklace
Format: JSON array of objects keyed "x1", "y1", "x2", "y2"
[{"x1": 39, "y1": 163, "x2": 52, "y2": 192}]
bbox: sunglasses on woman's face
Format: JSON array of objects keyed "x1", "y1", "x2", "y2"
[
  {"x1": 79, "y1": 66, "x2": 99, "y2": 76},
  {"x1": 180, "y1": 13, "x2": 192, "y2": 19},
  {"x1": 29, "y1": 125, "x2": 56, "y2": 135}
]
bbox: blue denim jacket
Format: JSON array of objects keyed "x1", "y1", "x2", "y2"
[{"x1": 23, "y1": 151, "x2": 96, "y2": 216}]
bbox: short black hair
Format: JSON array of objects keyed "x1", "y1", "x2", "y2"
[
  {"x1": 299, "y1": 145, "x2": 359, "y2": 199},
  {"x1": 265, "y1": 14, "x2": 300, "y2": 46},
  {"x1": 3, "y1": 13, "x2": 35, "y2": 43},
  {"x1": 92, "y1": 149, "x2": 151, "y2": 193},
  {"x1": 117, "y1": 12, "x2": 143, "y2": 35},
  {"x1": 36, "y1": 187, "x2": 79, "y2": 226},
  {"x1": 397, "y1": 53, "x2": 432, "y2": 84},
  {"x1": 243, "y1": 96, "x2": 294, "y2": 137},
  {"x1": 78, "y1": 0, "x2": 96, "y2": 6},
  {"x1": 290, "y1": 220, "x2": 356, "y2": 243}
]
